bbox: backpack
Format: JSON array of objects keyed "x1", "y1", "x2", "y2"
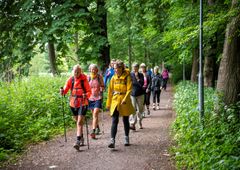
[{"x1": 71, "y1": 76, "x2": 86, "y2": 93}]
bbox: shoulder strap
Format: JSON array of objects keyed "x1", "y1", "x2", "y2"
[
  {"x1": 97, "y1": 74, "x2": 101, "y2": 84},
  {"x1": 81, "y1": 79, "x2": 86, "y2": 93},
  {"x1": 71, "y1": 76, "x2": 74, "y2": 91},
  {"x1": 71, "y1": 76, "x2": 86, "y2": 94}
]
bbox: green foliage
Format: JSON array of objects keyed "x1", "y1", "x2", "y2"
[
  {"x1": 0, "y1": 76, "x2": 77, "y2": 163},
  {"x1": 170, "y1": 62, "x2": 191, "y2": 84},
  {"x1": 172, "y1": 81, "x2": 240, "y2": 169}
]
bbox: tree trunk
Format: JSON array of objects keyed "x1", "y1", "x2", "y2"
[
  {"x1": 144, "y1": 41, "x2": 147, "y2": 64},
  {"x1": 191, "y1": 48, "x2": 199, "y2": 82},
  {"x1": 97, "y1": 0, "x2": 110, "y2": 72},
  {"x1": 48, "y1": 41, "x2": 58, "y2": 76},
  {"x1": 208, "y1": 0, "x2": 214, "y2": 5},
  {"x1": 204, "y1": 56, "x2": 215, "y2": 87},
  {"x1": 74, "y1": 33, "x2": 80, "y2": 62},
  {"x1": 203, "y1": 0, "x2": 217, "y2": 88},
  {"x1": 128, "y1": 35, "x2": 132, "y2": 68},
  {"x1": 217, "y1": 11, "x2": 240, "y2": 105}
]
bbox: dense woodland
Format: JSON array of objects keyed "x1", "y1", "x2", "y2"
[{"x1": 0, "y1": 0, "x2": 240, "y2": 169}]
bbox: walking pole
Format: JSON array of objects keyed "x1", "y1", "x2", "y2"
[
  {"x1": 85, "y1": 116, "x2": 90, "y2": 149},
  {"x1": 101, "y1": 92, "x2": 104, "y2": 134},
  {"x1": 61, "y1": 87, "x2": 67, "y2": 142},
  {"x1": 81, "y1": 98, "x2": 90, "y2": 149}
]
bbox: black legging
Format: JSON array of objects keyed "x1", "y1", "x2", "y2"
[
  {"x1": 111, "y1": 109, "x2": 129, "y2": 139},
  {"x1": 152, "y1": 90, "x2": 161, "y2": 103},
  {"x1": 144, "y1": 91, "x2": 151, "y2": 106},
  {"x1": 162, "y1": 78, "x2": 168, "y2": 90}
]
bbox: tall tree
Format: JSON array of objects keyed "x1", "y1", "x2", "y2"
[
  {"x1": 191, "y1": 47, "x2": 199, "y2": 82},
  {"x1": 217, "y1": 0, "x2": 240, "y2": 105},
  {"x1": 97, "y1": 0, "x2": 110, "y2": 72}
]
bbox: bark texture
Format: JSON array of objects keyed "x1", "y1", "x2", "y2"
[
  {"x1": 48, "y1": 41, "x2": 58, "y2": 76},
  {"x1": 97, "y1": 0, "x2": 110, "y2": 72},
  {"x1": 217, "y1": 12, "x2": 240, "y2": 104},
  {"x1": 191, "y1": 48, "x2": 199, "y2": 82}
]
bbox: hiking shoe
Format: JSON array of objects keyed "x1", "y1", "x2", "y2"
[
  {"x1": 139, "y1": 122, "x2": 143, "y2": 129},
  {"x1": 80, "y1": 137, "x2": 84, "y2": 146},
  {"x1": 147, "y1": 109, "x2": 150, "y2": 115},
  {"x1": 95, "y1": 127, "x2": 101, "y2": 135},
  {"x1": 152, "y1": 104, "x2": 156, "y2": 110},
  {"x1": 108, "y1": 138, "x2": 115, "y2": 148},
  {"x1": 90, "y1": 132, "x2": 96, "y2": 139},
  {"x1": 130, "y1": 125, "x2": 136, "y2": 131},
  {"x1": 73, "y1": 141, "x2": 80, "y2": 151},
  {"x1": 124, "y1": 136, "x2": 130, "y2": 146}
]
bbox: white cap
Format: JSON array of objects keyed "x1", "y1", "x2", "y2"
[{"x1": 140, "y1": 63, "x2": 146, "y2": 67}]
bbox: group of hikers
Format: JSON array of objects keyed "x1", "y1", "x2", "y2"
[{"x1": 60, "y1": 59, "x2": 169, "y2": 150}]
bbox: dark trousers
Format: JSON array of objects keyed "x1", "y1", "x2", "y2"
[
  {"x1": 111, "y1": 109, "x2": 129, "y2": 139},
  {"x1": 162, "y1": 78, "x2": 168, "y2": 90},
  {"x1": 144, "y1": 92, "x2": 151, "y2": 106},
  {"x1": 152, "y1": 90, "x2": 161, "y2": 103}
]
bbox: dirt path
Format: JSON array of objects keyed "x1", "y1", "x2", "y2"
[{"x1": 5, "y1": 86, "x2": 175, "y2": 170}]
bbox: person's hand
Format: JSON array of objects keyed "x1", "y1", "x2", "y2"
[
  {"x1": 60, "y1": 87, "x2": 64, "y2": 96},
  {"x1": 83, "y1": 93, "x2": 87, "y2": 99},
  {"x1": 106, "y1": 106, "x2": 110, "y2": 111},
  {"x1": 146, "y1": 89, "x2": 150, "y2": 93}
]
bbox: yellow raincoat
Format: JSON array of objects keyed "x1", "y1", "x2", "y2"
[{"x1": 106, "y1": 70, "x2": 135, "y2": 116}]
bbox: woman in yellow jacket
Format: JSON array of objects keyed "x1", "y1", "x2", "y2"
[{"x1": 106, "y1": 60, "x2": 135, "y2": 148}]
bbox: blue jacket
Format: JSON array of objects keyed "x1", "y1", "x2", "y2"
[{"x1": 104, "y1": 67, "x2": 115, "y2": 86}]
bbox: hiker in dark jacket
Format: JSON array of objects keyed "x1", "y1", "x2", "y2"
[
  {"x1": 140, "y1": 63, "x2": 152, "y2": 116},
  {"x1": 151, "y1": 66, "x2": 163, "y2": 110},
  {"x1": 129, "y1": 63, "x2": 145, "y2": 130}
]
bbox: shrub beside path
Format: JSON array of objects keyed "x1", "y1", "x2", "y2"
[{"x1": 6, "y1": 85, "x2": 176, "y2": 170}]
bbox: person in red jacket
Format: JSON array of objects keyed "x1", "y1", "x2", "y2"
[{"x1": 60, "y1": 64, "x2": 91, "y2": 151}]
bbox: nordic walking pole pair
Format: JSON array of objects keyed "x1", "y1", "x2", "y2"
[{"x1": 60, "y1": 87, "x2": 67, "y2": 142}]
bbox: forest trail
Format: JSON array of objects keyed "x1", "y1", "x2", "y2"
[{"x1": 5, "y1": 85, "x2": 175, "y2": 170}]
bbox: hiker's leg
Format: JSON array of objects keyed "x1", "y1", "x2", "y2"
[
  {"x1": 92, "y1": 108, "x2": 100, "y2": 130},
  {"x1": 136, "y1": 95, "x2": 144, "y2": 128},
  {"x1": 146, "y1": 91, "x2": 151, "y2": 114},
  {"x1": 123, "y1": 116, "x2": 130, "y2": 137},
  {"x1": 76, "y1": 115, "x2": 84, "y2": 136},
  {"x1": 152, "y1": 91, "x2": 156, "y2": 109},
  {"x1": 130, "y1": 96, "x2": 137, "y2": 127},
  {"x1": 156, "y1": 91, "x2": 161, "y2": 109},
  {"x1": 111, "y1": 110, "x2": 119, "y2": 139}
]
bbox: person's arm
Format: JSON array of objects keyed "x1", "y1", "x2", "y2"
[
  {"x1": 62, "y1": 77, "x2": 71, "y2": 95},
  {"x1": 122, "y1": 75, "x2": 132, "y2": 104},
  {"x1": 147, "y1": 74, "x2": 152, "y2": 92},
  {"x1": 106, "y1": 78, "x2": 113, "y2": 109},
  {"x1": 104, "y1": 69, "x2": 109, "y2": 86},
  {"x1": 83, "y1": 76, "x2": 92, "y2": 99},
  {"x1": 160, "y1": 75, "x2": 164, "y2": 89},
  {"x1": 99, "y1": 74, "x2": 105, "y2": 92},
  {"x1": 138, "y1": 73, "x2": 144, "y2": 87}
]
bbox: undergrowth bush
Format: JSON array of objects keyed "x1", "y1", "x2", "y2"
[
  {"x1": 172, "y1": 81, "x2": 240, "y2": 169},
  {"x1": 0, "y1": 76, "x2": 82, "y2": 164}
]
